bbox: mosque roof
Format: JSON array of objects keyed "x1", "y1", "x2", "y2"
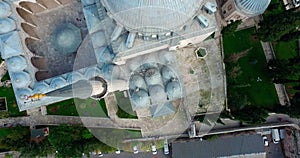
[
  {"x1": 0, "y1": 31, "x2": 23, "y2": 59},
  {"x1": 11, "y1": 72, "x2": 31, "y2": 88},
  {"x1": 6, "y1": 56, "x2": 27, "y2": 72},
  {"x1": 161, "y1": 66, "x2": 176, "y2": 83},
  {"x1": 149, "y1": 84, "x2": 167, "y2": 104},
  {"x1": 0, "y1": 18, "x2": 16, "y2": 34},
  {"x1": 129, "y1": 74, "x2": 147, "y2": 91},
  {"x1": 85, "y1": 66, "x2": 101, "y2": 79},
  {"x1": 150, "y1": 102, "x2": 175, "y2": 118},
  {"x1": 33, "y1": 82, "x2": 49, "y2": 94},
  {"x1": 16, "y1": 88, "x2": 32, "y2": 101},
  {"x1": 235, "y1": 0, "x2": 271, "y2": 17},
  {"x1": 131, "y1": 89, "x2": 151, "y2": 108},
  {"x1": 96, "y1": 47, "x2": 115, "y2": 63},
  {"x1": 166, "y1": 80, "x2": 182, "y2": 100},
  {"x1": 51, "y1": 23, "x2": 82, "y2": 54},
  {"x1": 101, "y1": 0, "x2": 202, "y2": 34},
  {"x1": 0, "y1": 1, "x2": 11, "y2": 18},
  {"x1": 50, "y1": 77, "x2": 67, "y2": 89},
  {"x1": 91, "y1": 31, "x2": 106, "y2": 49},
  {"x1": 144, "y1": 68, "x2": 162, "y2": 86},
  {"x1": 67, "y1": 71, "x2": 84, "y2": 84}
]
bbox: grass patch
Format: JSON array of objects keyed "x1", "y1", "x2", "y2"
[
  {"x1": 197, "y1": 48, "x2": 207, "y2": 57},
  {"x1": 273, "y1": 40, "x2": 298, "y2": 59},
  {"x1": 0, "y1": 87, "x2": 26, "y2": 117},
  {"x1": 47, "y1": 98, "x2": 108, "y2": 117},
  {"x1": 115, "y1": 91, "x2": 137, "y2": 119},
  {"x1": 1, "y1": 72, "x2": 10, "y2": 82},
  {"x1": 223, "y1": 27, "x2": 279, "y2": 108}
]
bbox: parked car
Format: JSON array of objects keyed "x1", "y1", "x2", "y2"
[
  {"x1": 133, "y1": 146, "x2": 139, "y2": 154},
  {"x1": 262, "y1": 136, "x2": 268, "y2": 146},
  {"x1": 151, "y1": 145, "x2": 157, "y2": 155},
  {"x1": 164, "y1": 143, "x2": 169, "y2": 155},
  {"x1": 98, "y1": 152, "x2": 103, "y2": 157},
  {"x1": 115, "y1": 149, "x2": 121, "y2": 154}
]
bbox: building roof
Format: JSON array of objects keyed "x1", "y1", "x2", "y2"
[
  {"x1": 149, "y1": 84, "x2": 167, "y2": 104},
  {"x1": 172, "y1": 134, "x2": 266, "y2": 158},
  {"x1": 0, "y1": 1, "x2": 11, "y2": 18},
  {"x1": 129, "y1": 74, "x2": 147, "y2": 91},
  {"x1": 50, "y1": 77, "x2": 67, "y2": 89},
  {"x1": 150, "y1": 102, "x2": 175, "y2": 118},
  {"x1": 161, "y1": 66, "x2": 176, "y2": 83},
  {"x1": 0, "y1": 18, "x2": 16, "y2": 34},
  {"x1": 67, "y1": 71, "x2": 84, "y2": 84},
  {"x1": 101, "y1": 0, "x2": 203, "y2": 34},
  {"x1": 235, "y1": 0, "x2": 271, "y2": 17},
  {"x1": 166, "y1": 80, "x2": 182, "y2": 100},
  {"x1": 0, "y1": 31, "x2": 23, "y2": 59},
  {"x1": 6, "y1": 55, "x2": 27, "y2": 72},
  {"x1": 144, "y1": 68, "x2": 162, "y2": 86},
  {"x1": 11, "y1": 72, "x2": 31, "y2": 88},
  {"x1": 51, "y1": 23, "x2": 82, "y2": 54},
  {"x1": 16, "y1": 88, "x2": 32, "y2": 101},
  {"x1": 96, "y1": 46, "x2": 115, "y2": 63},
  {"x1": 131, "y1": 89, "x2": 150, "y2": 108},
  {"x1": 33, "y1": 82, "x2": 49, "y2": 94}
]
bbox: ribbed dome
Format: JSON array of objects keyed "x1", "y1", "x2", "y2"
[
  {"x1": 6, "y1": 56, "x2": 27, "y2": 72},
  {"x1": 102, "y1": 0, "x2": 202, "y2": 34},
  {"x1": 131, "y1": 89, "x2": 150, "y2": 108},
  {"x1": 166, "y1": 81, "x2": 182, "y2": 100},
  {"x1": 0, "y1": 1, "x2": 11, "y2": 18},
  {"x1": 0, "y1": 18, "x2": 16, "y2": 34},
  {"x1": 33, "y1": 82, "x2": 49, "y2": 94},
  {"x1": 11, "y1": 72, "x2": 31, "y2": 88},
  {"x1": 129, "y1": 74, "x2": 147, "y2": 91},
  {"x1": 235, "y1": 0, "x2": 271, "y2": 17},
  {"x1": 50, "y1": 77, "x2": 66, "y2": 89},
  {"x1": 144, "y1": 68, "x2": 162, "y2": 86}
]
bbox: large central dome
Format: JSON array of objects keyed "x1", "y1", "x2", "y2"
[
  {"x1": 234, "y1": 0, "x2": 271, "y2": 17},
  {"x1": 102, "y1": 0, "x2": 203, "y2": 34}
]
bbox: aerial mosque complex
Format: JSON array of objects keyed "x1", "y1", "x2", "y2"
[{"x1": 0, "y1": 0, "x2": 261, "y2": 139}]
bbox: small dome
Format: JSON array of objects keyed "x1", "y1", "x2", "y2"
[
  {"x1": 102, "y1": 64, "x2": 117, "y2": 79},
  {"x1": 166, "y1": 81, "x2": 182, "y2": 100},
  {"x1": 129, "y1": 74, "x2": 147, "y2": 91},
  {"x1": 11, "y1": 72, "x2": 31, "y2": 88},
  {"x1": 0, "y1": 18, "x2": 16, "y2": 34},
  {"x1": 67, "y1": 72, "x2": 83, "y2": 83},
  {"x1": 6, "y1": 56, "x2": 27, "y2": 72},
  {"x1": 161, "y1": 66, "x2": 176, "y2": 83},
  {"x1": 51, "y1": 23, "x2": 82, "y2": 54},
  {"x1": 16, "y1": 88, "x2": 32, "y2": 100},
  {"x1": 85, "y1": 67, "x2": 101, "y2": 79},
  {"x1": 235, "y1": 0, "x2": 271, "y2": 17},
  {"x1": 159, "y1": 52, "x2": 176, "y2": 64},
  {"x1": 91, "y1": 31, "x2": 106, "y2": 48},
  {"x1": 149, "y1": 84, "x2": 167, "y2": 104},
  {"x1": 33, "y1": 82, "x2": 49, "y2": 94},
  {"x1": 96, "y1": 47, "x2": 115, "y2": 63},
  {"x1": 50, "y1": 77, "x2": 67, "y2": 89},
  {"x1": 0, "y1": 1, "x2": 11, "y2": 18},
  {"x1": 144, "y1": 68, "x2": 162, "y2": 86},
  {"x1": 131, "y1": 89, "x2": 150, "y2": 108}
]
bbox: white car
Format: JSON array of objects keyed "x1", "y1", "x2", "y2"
[
  {"x1": 151, "y1": 145, "x2": 157, "y2": 155},
  {"x1": 115, "y1": 149, "x2": 121, "y2": 154},
  {"x1": 164, "y1": 143, "x2": 169, "y2": 155},
  {"x1": 262, "y1": 136, "x2": 269, "y2": 146},
  {"x1": 133, "y1": 146, "x2": 139, "y2": 154},
  {"x1": 98, "y1": 152, "x2": 103, "y2": 157}
]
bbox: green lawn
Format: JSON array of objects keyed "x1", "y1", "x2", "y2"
[
  {"x1": 0, "y1": 87, "x2": 26, "y2": 117},
  {"x1": 47, "y1": 98, "x2": 108, "y2": 117},
  {"x1": 115, "y1": 91, "x2": 137, "y2": 119},
  {"x1": 223, "y1": 27, "x2": 279, "y2": 108},
  {"x1": 273, "y1": 40, "x2": 298, "y2": 59}
]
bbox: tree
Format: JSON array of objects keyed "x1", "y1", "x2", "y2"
[
  {"x1": 257, "y1": 11, "x2": 300, "y2": 42},
  {"x1": 221, "y1": 20, "x2": 242, "y2": 35},
  {"x1": 19, "y1": 140, "x2": 55, "y2": 157},
  {"x1": 231, "y1": 106, "x2": 269, "y2": 125},
  {"x1": 0, "y1": 126, "x2": 30, "y2": 150}
]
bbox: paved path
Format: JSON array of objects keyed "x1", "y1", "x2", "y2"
[{"x1": 261, "y1": 41, "x2": 290, "y2": 105}]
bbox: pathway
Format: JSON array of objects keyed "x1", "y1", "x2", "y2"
[{"x1": 261, "y1": 41, "x2": 290, "y2": 105}]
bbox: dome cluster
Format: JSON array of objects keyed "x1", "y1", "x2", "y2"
[{"x1": 129, "y1": 64, "x2": 182, "y2": 110}]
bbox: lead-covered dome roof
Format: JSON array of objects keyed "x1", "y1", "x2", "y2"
[
  {"x1": 101, "y1": 0, "x2": 202, "y2": 34},
  {"x1": 235, "y1": 0, "x2": 271, "y2": 17},
  {"x1": 0, "y1": 1, "x2": 11, "y2": 18}
]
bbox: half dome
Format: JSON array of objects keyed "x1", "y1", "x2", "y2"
[
  {"x1": 0, "y1": 1, "x2": 11, "y2": 18},
  {"x1": 166, "y1": 81, "x2": 182, "y2": 100},
  {"x1": 11, "y1": 72, "x2": 31, "y2": 88},
  {"x1": 131, "y1": 89, "x2": 150, "y2": 108},
  {"x1": 144, "y1": 68, "x2": 162, "y2": 86},
  {"x1": 129, "y1": 74, "x2": 147, "y2": 91},
  {"x1": 33, "y1": 82, "x2": 49, "y2": 94},
  {"x1": 50, "y1": 77, "x2": 67, "y2": 89},
  {"x1": 0, "y1": 18, "x2": 16, "y2": 34}
]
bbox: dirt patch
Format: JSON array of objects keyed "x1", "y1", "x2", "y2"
[{"x1": 225, "y1": 48, "x2": 252, "y2": 63}]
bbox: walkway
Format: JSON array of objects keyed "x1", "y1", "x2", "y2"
[{"x1": 261, "y1": 41, "x2": 290, "y2": 105}]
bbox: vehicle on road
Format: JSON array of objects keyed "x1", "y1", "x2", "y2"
[
  {"x1": 133, "y1": 146, "x2": 139, "y2": 154},
  {"x1": 272, "y1": 129, "x2": 280, "y2": 144},
  {"x1": 262, "y1": 136, "x2": 268, "y2": 146},
  {"x1": 98, "y1": 152, "x2": 103, "y2": 157},
  {"x1": 151, "y1": 145, "x2": 157, "y2": 155},
  {"x1": 164, "y1": 143, "x2": 169, "y2": 154}
]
